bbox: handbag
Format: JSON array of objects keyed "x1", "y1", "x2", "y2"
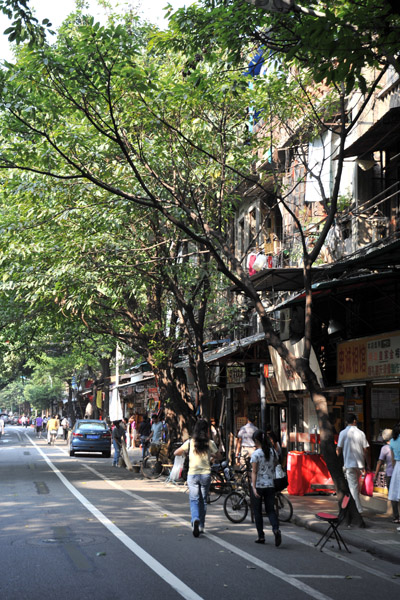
[
  {"x1": 360, "y1": 471, "x2": 374, "y2": 497},
  {"x1": 169, "y1": 454, "x2": 185, "y2": 482},
  {"x1": 181, "y1": 440, "x2": 190, "y2": 481},
  {"x1": 274, "y1": 464, "x2": 288, "y2": 492}
]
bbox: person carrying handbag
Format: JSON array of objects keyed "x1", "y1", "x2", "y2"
[
  {"x1": 250, "y1": 429, "x2": 282, "y2": 547},
  {"x1": 174, "y1": 419, "x2": 220, "y2": 537}
]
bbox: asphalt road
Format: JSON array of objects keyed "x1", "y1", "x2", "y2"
[{"x1": 1, "y1": 425, "x2": 400, "y2": 600}]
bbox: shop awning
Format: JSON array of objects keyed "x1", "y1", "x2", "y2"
[
  {"x1": 230, "y1": 267, "x2": 325, "y2": 293},
  {"x1": 342, "y1": 106, "x2": 400, "y2": 158},
  {"x1": 174, "y1": 332, "x2": 268, "y2": 369},
  {"x1": 269, "y1": 271, "x2": 400, "y2": 311},
  {"x1": 250, "y1": 267, "x2": 325, "y2": 292},
  {"x1": 326, "y1": 235, "x2": 400, "y2": 273}
]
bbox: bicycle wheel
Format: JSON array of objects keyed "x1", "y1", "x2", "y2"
[
  {"x1": 207, "y1": 472, "x2": 225, "y2": 503},
  {"x1": 224, "y1": 491, "x2": 249, "y2": 523},
  {"x1": 141, "y1": 455, "x2": 163, "y2": 479},
  {"x1": 275, "y1": 492, "x2": 293, "y2": 522}
]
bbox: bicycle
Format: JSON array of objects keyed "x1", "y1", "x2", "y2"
[
  {"x1": 207, "y1": 460, "x2": 236, "y2": 503},
  {"x1": 141, "y1": 442, "x2": 177, "y2": 479},
  {"x1": 223, "y1": 489, "x2": 293, "y2": 524}
]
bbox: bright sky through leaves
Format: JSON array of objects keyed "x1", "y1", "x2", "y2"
[{"x1": 0, "y1": 0, "x2": 189, "y2": 62}]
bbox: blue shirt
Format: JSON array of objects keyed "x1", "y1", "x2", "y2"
[
  {"x1": 151, "y1": 422, "x2": 163, "y2": 443},
  {"x1": 390, "y1": 437, "x2": 400, "y2": 461}
]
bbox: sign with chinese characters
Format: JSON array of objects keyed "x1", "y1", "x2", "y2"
[
  {"x1": 337, "y1": 331, "x2": 400, "y2": 382},
  {"x1": 226, "y1": 364, "x2": 246, "y2": 386}
]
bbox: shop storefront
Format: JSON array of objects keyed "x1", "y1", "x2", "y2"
[{"x1": 337, "y1": 331, "x2": 400, "y2": 492}]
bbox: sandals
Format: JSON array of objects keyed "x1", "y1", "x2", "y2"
[{"x1": 392, "y1": 518, "x2": 400, "y2": 523}]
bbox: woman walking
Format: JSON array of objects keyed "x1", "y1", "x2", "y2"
[
  {"x1": 250, "y1": 429, "x2": 282, "y2": 546},
  {"x1": 388, "y1": 423, "x2": 400, "y2": 523},
  {"x1": 112, "y1": 420, "x2": 124, "y2": 467},
  {"x1": 174, "y1": 419, "x2": 219, "y2": 537}
]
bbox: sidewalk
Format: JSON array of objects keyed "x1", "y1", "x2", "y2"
[
  {"x1": 287, "y1": 493, "x2": 400, "y2": 565},
  {"x1": 125, "y1": 445, "x2": 400, "y2": 565}
]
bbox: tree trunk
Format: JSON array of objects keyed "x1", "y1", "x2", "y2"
[
  {"x1": 99, "y1": 357, "x2": 111, "y2": 420},
  {"x1": 65, "y1": 380, "x2": 75, "y2": 425},
  {"x1": 153, "y1": 362, "x2": 196, "y2": 443},
  {"x1": 306, "y1": 365, "x2": 365, "y2": 526}
]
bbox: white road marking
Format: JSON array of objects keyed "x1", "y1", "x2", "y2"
[
  {"x1": 81, "y1": 465, "x2": 336, "y2": 600},
  {"x1": 25, "y1": 436, "x2": 204, "y2": 600},
  {"x1": 28, "y1": 438, "x2": 400, "y2": 597},
  {"x1": 289, "y1": 575, "x2": 362, "y2": 579}
]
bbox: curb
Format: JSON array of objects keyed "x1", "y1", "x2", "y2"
[{"x1": 291, "y1": 513, "x2": 400, "y2": 566}]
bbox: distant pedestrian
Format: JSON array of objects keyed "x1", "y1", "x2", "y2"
[
  {"x1": 112, "y1": 420, "x2": 124, "y2": 467},
  {"x1": 139, "y1": 416, "x2": 151, "y2": 460},
  {"x1": 266, "y1": 424, "x2": 282, "y2": 460},
  {"x1": 337, "y1": 414, "x2": 370, "y2": 514},
  {"x1": 236, "y1": 415, "x2": 258, "y2": 465},
  {"x1": 250, "y1": 429, "x2": 281, "y2": 546},
  {"x1": 388, "y1": 423, "x2": 400, "y2": 524},
  {"x1": 149, "y1": 413, "x2": 163, "y2": 443},
  {"x1": 61, "y1": 416, "x2": 69, "y2": 441},
  {"x1": 174, "y1": 418, "x2": 219, "y2": 537},
  {"x1": 35, "y1": 415, "x2": 43, "y2": 438},
  {"x1": 374, "y1": 429, "x2": 393, "y2": 491},
  {"x1": 210, "y1": 418, "x2": 221, "y2": 449},
  {"x1": 46, "y1": 415, "x2": 60, "y2": 444}
]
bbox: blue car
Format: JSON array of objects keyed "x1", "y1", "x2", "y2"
[{"x1": 69, "y1": 419, "x2": 112, "y2": 458}]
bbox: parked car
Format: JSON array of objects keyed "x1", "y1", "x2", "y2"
[{"x1": 69, "y1": 419, "x2": 111, "y2": 458}]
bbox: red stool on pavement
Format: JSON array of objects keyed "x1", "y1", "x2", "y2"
[{"x1": 314, "y1": 494, "x2": 351, "y2": 553}]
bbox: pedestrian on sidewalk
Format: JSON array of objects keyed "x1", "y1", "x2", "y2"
[
  {"x1": 374, "y1": 429, "x2": 393, "y2": 492},
  {"x1": 388, "y1": 423, "x2": 400, "y2": 524},
  {"x1": 127, "y1": 416, "x2": 136, "y2": 449},
  {"x1": 250, "y1": 429, "x2": 282, "y2": 547},
  {"x1": 236, "y1": 415, "x2": 257, "y2": 466},
  {"x1": 112, "y1": 420, "x2": 124, "y2": 467},
  {"x1": 174, "y1": 418, "x2": 219, "y2": 537},
  {"x1": 337, "y1": 414, "x2": 370, "y2": 514},
  {"x1": 139, "y1": 415, "x2": 151, "y2": 460}
]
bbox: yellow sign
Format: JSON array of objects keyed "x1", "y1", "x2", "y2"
[{"x1": 337, "y1": 331, "x2": 400, "y2": 382}]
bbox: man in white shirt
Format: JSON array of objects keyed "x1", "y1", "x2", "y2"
[
  {"x1": 236, "y1": 416, "x2": 258, "y2": 465},
  {"x1": 337, "y1": 414, "x2": 370, "y2": 514}
]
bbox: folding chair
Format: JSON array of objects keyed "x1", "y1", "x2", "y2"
[{"x1": 314, "y1": 494, "x2": 351, "y2": 552}]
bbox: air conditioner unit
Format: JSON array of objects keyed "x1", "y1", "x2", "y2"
[{"x1": 280, "y1": 308, "x2": 291, "y2": 341}]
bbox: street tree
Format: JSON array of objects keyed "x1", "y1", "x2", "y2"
[
  {"x1": 166, "y1": 0, "x2": 400, "y2": 89},
  {"x1": 0, "y1": 160, "x2": 235, "y2": 434},
  {"x1": 0, "y1": 9, "x2": 383, "y2": 520}
]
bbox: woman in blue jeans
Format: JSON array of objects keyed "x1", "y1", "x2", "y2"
[
  {"x1": 251, "y1": 429, "x2": 282, "y2": 546},
  {"x1": 175, "y1": 419, "x2": 219, "y2": 537}
]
